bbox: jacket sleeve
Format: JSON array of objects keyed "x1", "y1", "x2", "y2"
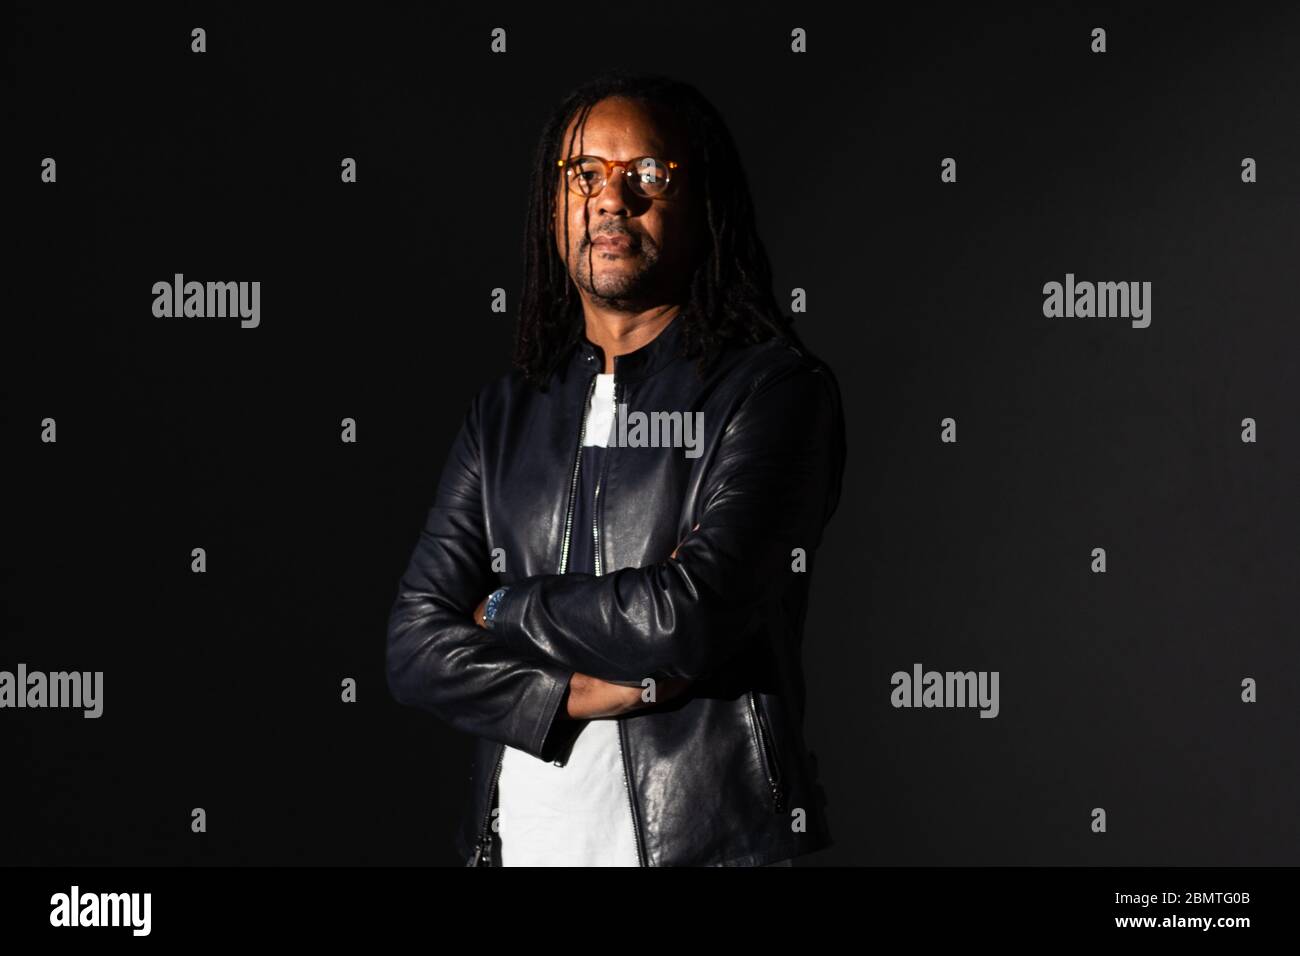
[
  {"x1": 386, "y1": 392, "x2": 578, "y2": 762},
  {"x1": 488, "y1": 359, "x2": 846, "y2": 683}
]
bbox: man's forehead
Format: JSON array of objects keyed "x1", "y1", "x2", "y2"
[{"x1": 561, "y1": 99, "x2": 682, "y2": 156}]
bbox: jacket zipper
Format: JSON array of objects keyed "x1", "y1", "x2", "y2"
[
  {"x1": 616, "y1": 720, "x2": 647, "y2": 865},
  {"x1": 558, "y1": 374, "x2": 598, "y2": 575},
  {"x1": 468, "y1": 745, "x2": 506, "y2": 866},
  {"x1": 591, "y1": 378, "x2": 619, "y2": 577},
  {"x1": 477, "y1": 371, "x2": 649, "y2": 866},
  {"x1": 473, "y1": 373, "x2": 599, "y2": 866},
  {"x1": 747, "y1": 691, "x2": 786, "y2": 814},
  {"x1": 592, "y1": 375, "x2": 646, "y2": 866}
]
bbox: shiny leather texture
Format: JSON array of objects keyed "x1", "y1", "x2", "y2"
[{"x1": 386, "y1": 314, "x2": 846, "y2": 866}]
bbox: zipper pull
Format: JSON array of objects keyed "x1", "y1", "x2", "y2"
[{"x1": 469, "y1": 831, "x2": 494, "y2": 867}]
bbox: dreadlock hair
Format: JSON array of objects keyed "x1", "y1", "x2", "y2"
[{"x1": 513, "y1": 69, "x2": 809, "y2": 390}]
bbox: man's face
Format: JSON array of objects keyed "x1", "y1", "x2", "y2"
[{"x1": 552, "y1": 96, "x2": 700, "y2": 306}]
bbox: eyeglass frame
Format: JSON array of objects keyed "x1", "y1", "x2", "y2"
[{"x1": 556, "y1": 154, "x2": 685, "y2": 199}]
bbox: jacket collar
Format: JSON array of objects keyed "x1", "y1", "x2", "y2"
[{"x1": 568, "y1": 311, "x2": 686, "y2": 384}]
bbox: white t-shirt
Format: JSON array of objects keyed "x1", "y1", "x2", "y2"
[{"x1": 497, "y1": 373, "x2": 641, "y2": 866}]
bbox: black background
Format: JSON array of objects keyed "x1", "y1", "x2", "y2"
[{"x1": 3, "y1": 3, "x2": 1298, "y2": 866}]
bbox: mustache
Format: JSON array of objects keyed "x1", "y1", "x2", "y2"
[{"x1": 583, "y1": 228, "x2": 643, "y2": 249}]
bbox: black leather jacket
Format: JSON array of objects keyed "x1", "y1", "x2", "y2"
[{"x1": 386, "y1": 313, "x2": 846, "y2": 866}]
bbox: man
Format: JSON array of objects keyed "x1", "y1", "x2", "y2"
[{"x1": 386, "y1": 70, "x2": 846, "y2": 867}]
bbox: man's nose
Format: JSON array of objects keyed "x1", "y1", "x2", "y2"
[{"x1": 595, "y1": 166, "x2": 640, "y2": 212}]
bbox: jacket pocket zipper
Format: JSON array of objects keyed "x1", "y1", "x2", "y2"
[{"x1": 747, "y1": 691, "x2": 786, "y2": 814}]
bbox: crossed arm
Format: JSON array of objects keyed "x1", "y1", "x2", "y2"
[
  {"x1": 385, "y1": 396, "x2": 652, "y2": 763},
  {"x1": 385, "y1": 361, "x2": 844, "y2": 762},
  {"x1": 470, "y1": 529, "x2": 698, "y2": 719}
]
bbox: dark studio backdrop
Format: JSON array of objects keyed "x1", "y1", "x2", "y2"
[{"x1": 3, "y1": 3, "x2": 1298, "y2": 868}]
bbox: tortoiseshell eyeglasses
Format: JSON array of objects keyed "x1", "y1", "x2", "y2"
[{"x1": 557, "y1": 155, "x2": 684, "y2": 199}]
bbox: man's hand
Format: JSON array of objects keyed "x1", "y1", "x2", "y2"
[{"x1": 565, "y1": 672, "x2": 692, "y2": 719}]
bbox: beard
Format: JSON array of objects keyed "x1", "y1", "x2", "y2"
[{"x1": 570, "y1": 235, "x2": 665, "y2": 307}]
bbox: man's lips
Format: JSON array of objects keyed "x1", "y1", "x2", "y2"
[{"x1": 592, "y1": 235, "x2": 637, "y2": 251}]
